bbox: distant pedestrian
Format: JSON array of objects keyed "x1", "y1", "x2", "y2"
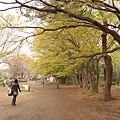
[
  {"x1": 2, "y1": 80, "x2": 6, "y2": 87},
  {"x1": 7, "y1": 78, "x2": 14, "y2": 96},
  {"x1": 11, "y1": 79, "x2": 21, "y2": 106},
  {"x1": 40, "y1": 78, "x2": 44, "y2": 87},
  {"x1": 2, "y1": 82, "x2": 5, "y2": 87}
]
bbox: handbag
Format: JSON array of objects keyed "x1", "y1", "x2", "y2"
[
  {"x1": 13, "y1": 91, "x2": 18, "y2": 95},
  {"x1": 8, "y1": 88, "x2": 12, "y2": 96}
]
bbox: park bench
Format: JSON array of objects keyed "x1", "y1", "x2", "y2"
[{"x1": 22, "y1": 85, "x2": 30, "y2": 91}]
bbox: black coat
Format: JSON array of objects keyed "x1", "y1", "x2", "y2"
[{"x1": 11, "y1": 83, "x2": 21, "y2": 94}]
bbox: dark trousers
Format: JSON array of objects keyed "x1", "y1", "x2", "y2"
[{"x1": 12, "y1": 95, "x2": 17, "y2": 105}]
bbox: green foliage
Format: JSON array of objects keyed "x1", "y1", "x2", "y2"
[
  {"x1": 65, "y1": 79, "x2": 73, "y2": 85},
  {"x1": 31, "y1": 19, "x2": 102, "y2": 78},
  {"x1": 111, "y1": 51, "x2": 120, "y2": 64},
  {"x1": 29, "y1": 0, "x2": 120, "y2": 84},
  {"x1": 111, "y1": 51, "x2": 120, "y2": 85},
  {"x1": 99, "y1": 78, "x2": 105, "y2": 87}
]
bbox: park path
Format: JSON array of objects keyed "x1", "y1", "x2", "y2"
[{"x1": 0, "y1": 82, "x2": 120, "y2": 120}]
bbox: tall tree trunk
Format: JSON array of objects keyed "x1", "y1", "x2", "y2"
[
  {"x1": 78, "y1": 69, "x2": 83, "y2": 88},
  {"x1": 81, "y1": 67, "x2": 88, "y2": 89},
  {"x1": 85, "y1": 64, "x2": 90, "y2": 90},
  {"x1": 88, "y1": 58, "x2": 99, "y2": 92},
  {"x1": 102, "y1": 20, "x2": 113, "y2": 101},
  {"x1": 95, "y1": 56, "x2": 102, "y2": 93},
  {"x1": 56, "y1": 77, "x2": 60, "y2": 89},
  {"x1": 103, "y1": 55, "x2": 113, "y2": 101}
]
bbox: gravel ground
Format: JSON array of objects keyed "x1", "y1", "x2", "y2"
[{"x1": 0, "y1": 82, "x2": 120, "y2": 120}]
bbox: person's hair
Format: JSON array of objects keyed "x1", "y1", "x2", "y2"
[{"x1": 14, "y1": 79, "x2": 18, "y2": 83}]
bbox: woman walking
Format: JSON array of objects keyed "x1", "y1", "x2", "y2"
[{"x1": 11, "y1": 79, "x2": 21, "y2": 106}]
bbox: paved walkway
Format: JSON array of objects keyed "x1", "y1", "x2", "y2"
[{"x1": 0, "y1": 82, "x2": 120, "y2": 120}]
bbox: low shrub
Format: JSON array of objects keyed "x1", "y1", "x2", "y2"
[{"x1": 65, "y1": 79, "x2": 73, "y2": 85}]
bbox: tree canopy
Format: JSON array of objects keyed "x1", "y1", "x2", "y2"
[{"x1": 0, "y1": 0, "x2": 120, "y2": 45}]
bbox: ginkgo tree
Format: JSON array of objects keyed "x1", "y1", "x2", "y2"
[{"x1": 32, "y1": 22, "x2": 103, "y2": 89}]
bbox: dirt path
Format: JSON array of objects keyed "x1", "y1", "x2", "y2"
[{"x1": 0, "y1": 82, "x2": 120, "y2": 120}]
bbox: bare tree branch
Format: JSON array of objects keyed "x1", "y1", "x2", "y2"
[
  {"x1": 0, "y1": 0, "x2": 120, "y2": 45},
  {"x1": 70, "y1": 47, "x2": 120, "y2": 59}
]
